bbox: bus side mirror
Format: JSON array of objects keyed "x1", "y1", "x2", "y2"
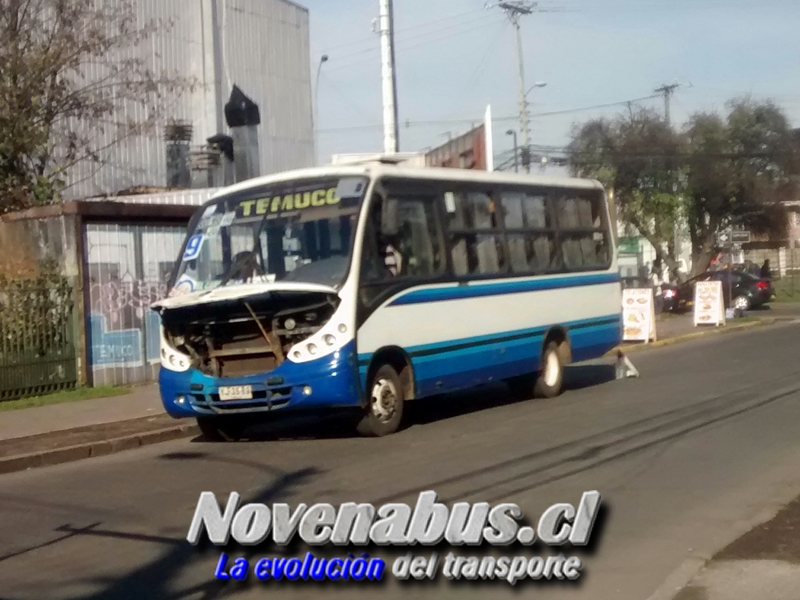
[{"x1": 381, "y1": 198, "x2": 400, "y2": 237}]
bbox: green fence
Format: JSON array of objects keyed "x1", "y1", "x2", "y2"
[{"x1": 0, "y1": 272, "x2": 78, "y2": 401}]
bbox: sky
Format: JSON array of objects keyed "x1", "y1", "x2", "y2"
[{"x1": 301, "y1": 0, "x2": 800, "y2": 171}]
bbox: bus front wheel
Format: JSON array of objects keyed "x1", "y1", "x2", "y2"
[
  {"x1": 196, "y1": 416, "x2": 247, "y2": 442},
  {"x1": 535, "y1": 341, "x2": 564, "y2": 399},
  {"x1": 358, "y1": 364, "x2": 405, "y2": 437}
]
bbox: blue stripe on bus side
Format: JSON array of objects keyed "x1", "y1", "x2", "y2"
[
  {"x1": 387, "y1": 272, "x2": 621, "y2": 307},
  {"x1": 357, "y1": 314, "x2": 622, "y2": 393}
]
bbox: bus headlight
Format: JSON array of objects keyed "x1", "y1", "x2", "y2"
[
  {"x1": 338, "y1": 323, "x2": 347, "y2": 334},
  {"x1": 285, "y1": 318, "x2": 296, "y2": 331},
  {"x1": 323, "y1": 334, "x2": 336, "y2": 347},
  {"x1": 307, "y1": 343, "x2": 318, "y2": 355}
]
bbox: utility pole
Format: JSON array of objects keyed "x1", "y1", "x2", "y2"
[
  {"x1": 498, "y1": 1, "x2": 535, "y2": 172},
  {"x1": 378, "y1": 0, "x2": 399, "y2": 154},
  {"x1": 654, "y1": 82, "x2": 680, "y2": 127},
  {"x1": 314, "y1": 55, "x2": 328, "y2": 166},
  {"x1": 655, "y1": 81, "x2": 682, "y2": 280}
]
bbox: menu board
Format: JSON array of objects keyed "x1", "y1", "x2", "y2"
[
  {"x1": 694, "y1": 280, "x2": 726, "y2": 327},
  {"x1": 622, "y1": 288, "x2": 657, "y2": 343}
]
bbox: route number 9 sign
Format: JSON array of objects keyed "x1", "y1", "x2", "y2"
[{"x1": 183, "y1": 234, "x2": 205, "y2": 261}]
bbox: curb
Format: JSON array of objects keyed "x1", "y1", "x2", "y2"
[
  {"x1": 605, "y1": 318, "x2": 782, "y2": 357},
  {"x1": 0, "y1": 423, "x2": 199, "y2": 475},
  {"x1": 645, "y1": 557, "x2": 709, "y2": 600}
]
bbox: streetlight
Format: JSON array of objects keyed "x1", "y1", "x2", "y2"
[
  {"x1": 526, "y1": 81, "x2": 547, "y2": 97},
  {"x1": 314, "y1": 54, "x2": 329, "y2": 166},
  {"x1": 506, "y1": 129, "x2": 518, "y2": 172}
]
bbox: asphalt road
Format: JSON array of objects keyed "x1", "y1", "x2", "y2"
[{"x1": 2, "y1": 322, "x2": 800, "y2": 600}]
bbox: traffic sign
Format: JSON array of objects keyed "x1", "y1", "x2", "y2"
[{"x1": 731, "y1": 230, "x2": 751, "y2": 244}]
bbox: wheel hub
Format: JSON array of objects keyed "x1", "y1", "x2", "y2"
[
  {"x1": 544, "y1": 352, "x2": 560, "y2": 387},
  {"x1": 371, "y1": 378, "x2": 397, "y2": 422}
]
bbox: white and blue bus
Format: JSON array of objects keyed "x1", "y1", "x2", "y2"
[{"x1": 152, "y1": 160, "x2": 622, "y2": 439}]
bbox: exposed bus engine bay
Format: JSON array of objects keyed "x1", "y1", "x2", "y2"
[{"x1": 159, "y1": 291, "x2": 340, "y2": 378}]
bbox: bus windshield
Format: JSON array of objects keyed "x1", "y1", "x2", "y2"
[{"x1": 170, "y1": 176, "x2": 369, "y2": 295}]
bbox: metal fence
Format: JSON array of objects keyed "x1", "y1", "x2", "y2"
[{"x1": 0, "y1": 273, "x2": 78, "y2": 401}]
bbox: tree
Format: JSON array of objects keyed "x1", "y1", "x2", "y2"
[
  {"x1": 569, "y1": 99, "x2": 800, "y2": 279},
  {"x1": 685, "y1": 99, "x2": 799, "y2": 274},
  {"x1": 568, "y1": 107, "x2": 684, "y2": 279},
  {"x1": 0, "y1": 0, "x2": 196, "y2": 214}
]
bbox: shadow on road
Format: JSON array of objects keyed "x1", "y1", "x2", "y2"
[
  {"x1": 183, "y1": 363, "x2": 619, "y2": 444},
  {"x1": 1, "y1": 462, "x2": 322, "y2": 600},
  {"x1": 563, "y1": 364, "x2": 617, "y2": 391}
]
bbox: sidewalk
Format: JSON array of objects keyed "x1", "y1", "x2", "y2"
[
  {"x1": 2, "y1": 304, "x2": 799, "y2": 474},
  {"x1": 0, "y1": 384, "x2": 197, "y2": 474},
  {"x1": 665, "y1": 493, "x2": 800, "y2": 600},
  {"x1": 620, "y1": 303, "x2": 800, "y2": 353},
  {"x1": 0, "y1": 384, "x2": 164, "y2": 442}
]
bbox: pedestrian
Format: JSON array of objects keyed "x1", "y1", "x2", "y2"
[
  {"x1": 651, "y1": 260, "x2": 664, "y2": 314},
  {"x1": 761, "y1": 259, "x2": 772, "y2": 279}
]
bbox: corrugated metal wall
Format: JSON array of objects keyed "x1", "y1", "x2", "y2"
[
  {"x1": 66, "y1": 0, "x2": 313, "y2": 200},
  {"x1": 85, "y1": 223, "x2": 187, "y2": 386},
  {"x1": 82, "y1": 188, "x2": 219, "y2": 207},
  {"x1": 221, "y1": 0, "x2": 314, "y2": 175}
]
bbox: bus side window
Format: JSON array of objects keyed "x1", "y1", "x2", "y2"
[
  {"x1": 446, "y1": 191, "x2": 507, "y2": 276},
  {"x1": 499, "y1": 191, "x2": 556, "y2": 274},
  {"x1": 365, "y1": 195, "x2": 443, "y2": 281},
  {"x1": 360, "y1": 210, "x2": 386, "y2": 282},
  {"x1": 554, "y1": 193, "x2": 610, "y2": 270}
]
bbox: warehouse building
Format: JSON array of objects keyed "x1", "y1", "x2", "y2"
[{"x1": 67, "y1": 0, "x2": 314, "y2": 200}]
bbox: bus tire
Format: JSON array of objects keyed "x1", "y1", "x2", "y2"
[
  {"x1": 535, "y1": 341, "x2": 564, "y2": 399},
  {"x1": 196, "y1": 416, "x2": 247, "y2": 442},
  {"x1": 358, "y1": 364, "x2": 405, "y2": 437}
]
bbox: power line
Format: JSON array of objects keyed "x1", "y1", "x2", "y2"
[
  {"x1": 323, "y1": 13, "x2": 500, "y2": 71},
  {"x1": 457, "y1": 19, "x2": 510, "y2": 99},
  {"x1": 313, "y1": 7, "x2": 487, "y2": 55},
  {"x1": 325, "y1": 16, "x2": 506, "y2": 74},
  {"x1": 318, "y1": 73, "x2": 381, "y2": 124},
  {"x1": 317, "y1": 94, "x2": 661, "y2": 134}
]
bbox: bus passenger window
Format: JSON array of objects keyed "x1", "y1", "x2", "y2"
[
  {"x1": 554, "y1": 194, "x2": 611, "y2": 270},
  {"x1": 370, "y1": 196, "x2": 443, "y2": 280},
  {"x1": 446, "y1": 191, "x2": 506, "y2": 276},
  {"x1": 499, "y1": 191, "x2": 556, "y2": 275}
]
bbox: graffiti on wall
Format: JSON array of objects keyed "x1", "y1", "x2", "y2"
[
  {"x1": 91, "y1": 280, "x2": 167, "y2": 328},
  {"x1": 88, "y1": 281, "x2": 168, "y2": 368},
  {"x1": 85, "y1": 223, "x2": 186, "y2": 380}
]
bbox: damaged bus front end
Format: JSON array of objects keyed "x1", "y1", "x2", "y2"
[{"x1": 151, "y1": 173, "x2": 369, "y2": 440}]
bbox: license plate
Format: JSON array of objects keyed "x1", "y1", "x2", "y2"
[{"x1": 218, "y1": 385, "x2": 253, "y2": 401}]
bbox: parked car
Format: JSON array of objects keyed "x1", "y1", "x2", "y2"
[{"x1": 666, "y1": 270, "x2": 775, "y2": 312}]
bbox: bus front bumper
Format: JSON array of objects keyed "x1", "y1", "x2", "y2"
[{"x1": 158, "y1": 341, "x2": 361, "y2": 418}]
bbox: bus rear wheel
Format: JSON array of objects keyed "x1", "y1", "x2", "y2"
[
  {"x1": 534, "y1": 342, "x2": 564, "y2": 399},
  {"x1": 196, "y1": 416, "x2": 248, "y2": 442},
  {"x1": 357, "y1": 364, "x2": 405, "y2": 437}
]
